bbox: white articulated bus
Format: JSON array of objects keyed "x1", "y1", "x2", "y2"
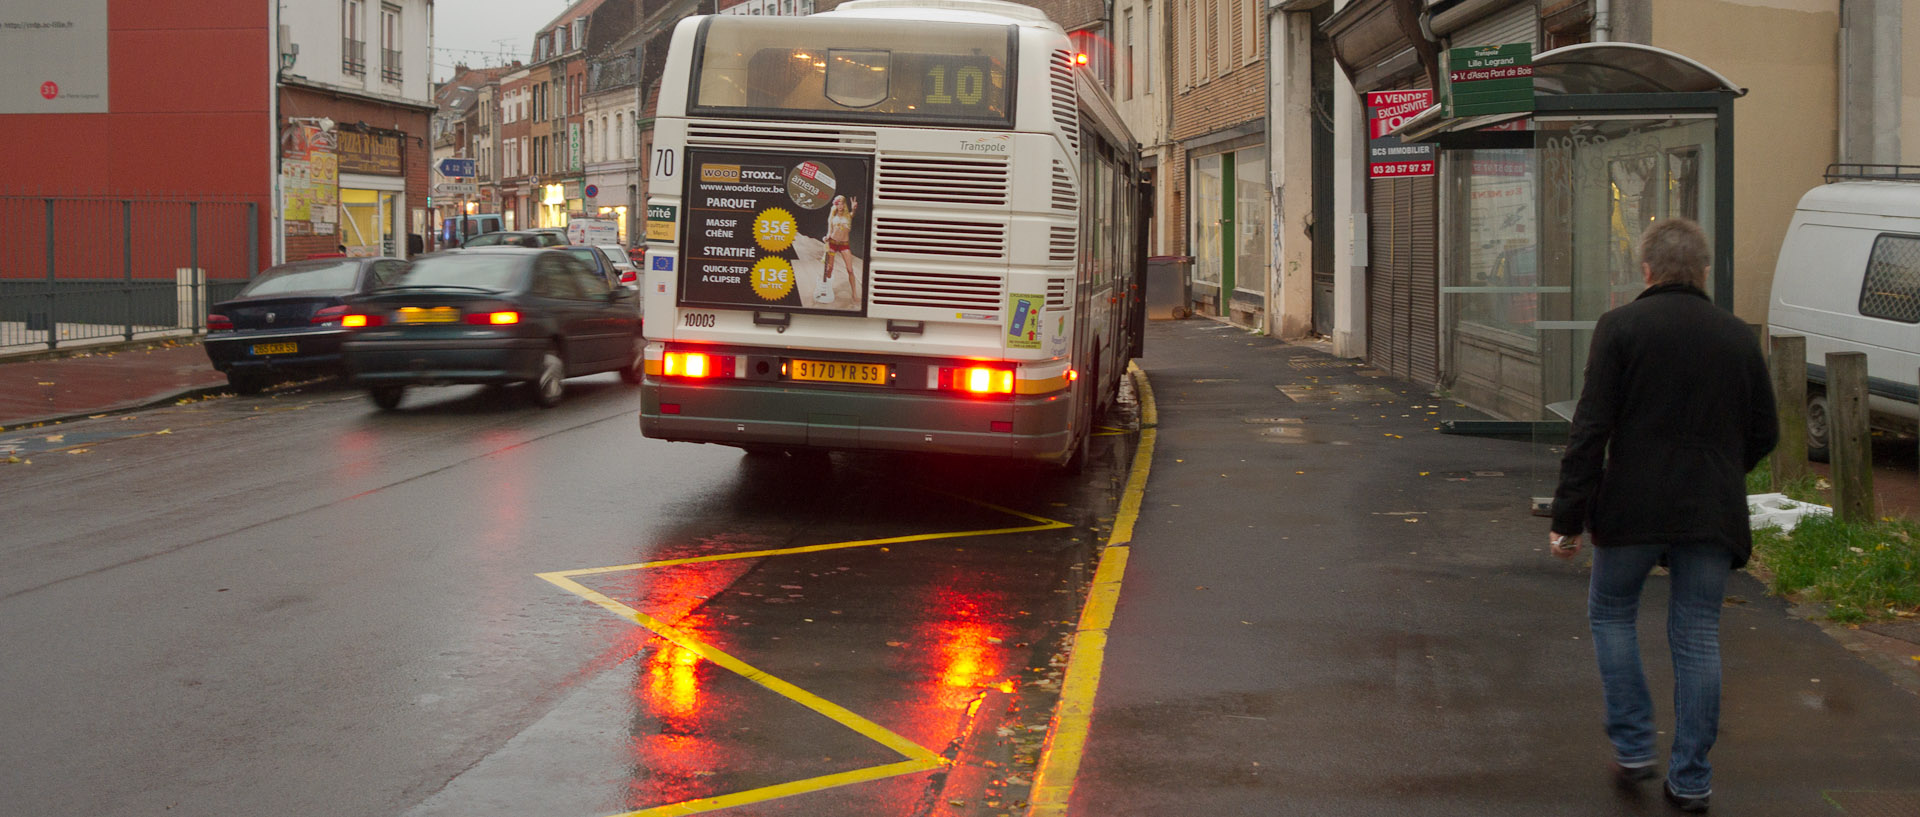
[{"x1": 639, "y1": 0, "x2": 1147, "y2": 466}]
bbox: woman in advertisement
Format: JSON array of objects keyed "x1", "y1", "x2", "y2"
[{"x1": 814, "y1": 195, "x2": 858, "y2": 303}]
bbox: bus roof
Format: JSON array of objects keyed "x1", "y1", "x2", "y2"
[{"x1": 827, "y1": 0, "x2": 1061, "y2": 29}]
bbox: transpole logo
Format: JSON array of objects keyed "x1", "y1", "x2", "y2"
[{"x1": 40, "y1": 81, "x2": 58, "y2": 100}]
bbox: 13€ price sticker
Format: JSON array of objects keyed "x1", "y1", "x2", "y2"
[
  {"x1": 751, "y1": 256, "x2": 795, "y2": 301},
  {"x1": 754, "y1": 207, "x2": 797, "y2": 253}
]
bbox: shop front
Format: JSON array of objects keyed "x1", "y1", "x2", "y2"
[
  {"x1": 337, "y1": 127, "x2": 409, "y2": 257},
  {"x1": 1186, "y1": 131, "x2": 1270, "y2": 327}
]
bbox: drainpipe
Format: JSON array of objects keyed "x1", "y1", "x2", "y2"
[{"x1": 1593, "y1": 0, "x2": 1612, "y2": 42}]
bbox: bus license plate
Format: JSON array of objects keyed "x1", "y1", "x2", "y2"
[
  {"x1": 791, "y1": 360, "x2": 887, "y2": 385},
  {"x1": 251, "y1": 342, "x2": 297, "y2": 355}
]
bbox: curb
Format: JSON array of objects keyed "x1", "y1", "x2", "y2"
[{"x1": 0, "y1": 382, "x2": 236, "y2": 431}]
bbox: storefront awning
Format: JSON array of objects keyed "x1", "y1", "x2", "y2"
[{"x1": 1390, "y1": 42, "x2": 1745, "y2": 143}]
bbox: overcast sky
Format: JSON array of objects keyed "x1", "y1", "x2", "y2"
[{"x1": 431, "y1": 0, "x2": 578, "y2": 82}]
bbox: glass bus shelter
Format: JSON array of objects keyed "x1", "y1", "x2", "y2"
[{"x1": 1392, "y1": 43, "x2": 1745, "y2": 507}]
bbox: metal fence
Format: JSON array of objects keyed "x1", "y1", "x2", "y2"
[{"x1": 0, "y1": 195, "x2": 262, "y2": 352}]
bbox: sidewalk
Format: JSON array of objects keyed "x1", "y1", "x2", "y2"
[
  {"x1": 1067, "y1": 319, "x2": 1920, "y2": 817},
  {"x1": 0, "y1": 339, "x2": 228, "y2": 430}
]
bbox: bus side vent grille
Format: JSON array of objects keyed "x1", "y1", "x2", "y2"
[
  {"x1": 1049, "y1": 225, "x2": 1077, "y2": 262},
  {"x1": 1051, "y1": 160, "x2": 1077, "y2": 210},
  {"x1": 1050, "y1": 51, "x2": 1080, "y2": 153},
  {"x1": 1046, "y1": 277, "x2": 1069, "y2": 308},
  {"x1": 874, "y1": 218, "x2": 1006, "y2": 259},
  {"x1": 871, "y1": 269, "x2": 1006, "y2": 312},
  {"x1": 687, "y1": 123, "x2": 879, "y2": 153},
  {"x1": 876, "y1": 156, "x2": 1010, "y2": 205}
]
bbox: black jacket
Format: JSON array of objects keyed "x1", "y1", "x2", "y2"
[{"x1": 1551, "y1": 283, "x2": 1778, "y2": 567}]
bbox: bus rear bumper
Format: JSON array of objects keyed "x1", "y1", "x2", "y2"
[{"x1": 640, "y1": 377, "x2": 1075, "y2": 461}]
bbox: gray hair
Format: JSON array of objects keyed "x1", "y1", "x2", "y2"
[{"x1": 1639, "y1": 218, "x2": 1710, "y2": 288}]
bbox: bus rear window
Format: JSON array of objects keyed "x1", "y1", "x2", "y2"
[{"x1": 691, "y1": 16, "x2": 1014, "y2": 128}]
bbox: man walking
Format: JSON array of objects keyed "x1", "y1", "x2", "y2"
[{"x1": 1548, "y1": 218, "x2": 1778, "y2": 812}]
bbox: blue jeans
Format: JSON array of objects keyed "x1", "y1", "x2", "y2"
[{"x1": 1588, "y1": 543, "x2": 1731, "y2": 797}]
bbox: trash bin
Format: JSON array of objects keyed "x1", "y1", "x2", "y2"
[{"x1": 1146, "y1": 255, "x2": 1192, "y2": 319}]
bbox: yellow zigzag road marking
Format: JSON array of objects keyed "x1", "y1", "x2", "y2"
[{"x1": 537, "y1": 499, "x2": 1072, "y2": 817}]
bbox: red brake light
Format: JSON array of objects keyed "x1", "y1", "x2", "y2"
[
  {"x1": 342, "y1": 314, "x2": 382, "y2": 328},
  {"x1": 619, "y1": 269, "x2": 637, "y2": 285},
  {"x1": 465, "y1": 310, "x2": 520, "y2": 325},
  {"x1": 1075, "y1": 52, "x2": 1090, "y2": 65},
  {"x1": 664, "y1": 351, "x2": 711, "y2": 377},
  {"x1": 207, "y1": 314, "x2": 233, "y2": 331},
  {"x1": 311, "y1": 305, "x2": 348, "y2": 325},
  {"x1": 662, "y1": 350, "x2": 735, "y2": 378},
  {"x1": 940, "y1": 365, "x2": 1014, "y2": 395}
]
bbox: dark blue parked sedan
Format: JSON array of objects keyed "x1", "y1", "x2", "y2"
[
  {"x1": 339, "y1": 248, "x2": 643, "y2": 410},
  {"x1": 204, "y1": 256, "x2": 409, "y2": 393}
]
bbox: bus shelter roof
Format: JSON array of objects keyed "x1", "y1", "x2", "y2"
[{"x1": 1391, "y1": 42, "x2": 1744, "y2": 143}]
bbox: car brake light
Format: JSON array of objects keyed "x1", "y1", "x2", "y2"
[
  {"x1": 662, "y1": 350, "x2": 735, "y2": 378},
  {"x1": 940, "y1": 365, "x2": 1014, "y2": 395},
  {"x1": 342, "y1": 314, "x2": 383, "y2": 328},
  {"x1": 311, "y1": 305, "x2": 348, "y2": 325},
  {"x1": 207, "y1": 314, "x2": 233, "y2": 331},
  {"x1": 619, "y1": 269, "x2": 637, "y2": 285},
  {"x1": 465, "y1": 310, "x2": 520, "y2": 325}
]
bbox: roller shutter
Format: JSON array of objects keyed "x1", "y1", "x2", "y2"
[{"x1": 1366, "y1": 173, "x2": 1439, "y2": 384}]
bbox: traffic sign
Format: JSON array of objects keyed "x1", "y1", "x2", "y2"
[
  {"x1": 434, "y1": 182, "x2": 478, "y2": 197},
  {"x1": 436, "y1": 157, "x2": 477, "y2": 178}
]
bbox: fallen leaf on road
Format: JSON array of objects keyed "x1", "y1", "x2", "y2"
[
  {"x1": 37, "y1": 381, "x2": 54, "y2": 386},
  {"x1": 69, "y1": 448, "x2": 91, "y2": 455},
  {"x1": 156, "y1": 429, "x2": 171, "y2": 435},
  {"x1": 45, "y1": 435, "x2": 63, "y2": 442}
]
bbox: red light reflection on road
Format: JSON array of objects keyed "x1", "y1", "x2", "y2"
[
  {"x1": 646, "y1": 642, "x2": 704, "y2": 718},
  {"x1": 330, "y1": 429, "x2": 378, "y2": 484},
  {"x1": 922, "y1": 586, "x2": 1012, "y2": 711}
]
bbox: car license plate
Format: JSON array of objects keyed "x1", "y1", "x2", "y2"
[
  {"x1": 396, "y1": 306, "x2": 460, "y2": 324},
  {"x1": 791, "y1": 359, "x2": 888, "y2": 385},
  {"x1": 251, "y1": 341, "x2": 297, "y2": 355}
]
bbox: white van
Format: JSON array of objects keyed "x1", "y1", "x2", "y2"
[
  {"x1": 1767, "y1": 166, "x2": 1920, "y2": 460},
  {"x1": 440, "y1": 213, "x2": 504, "y2": 248}
]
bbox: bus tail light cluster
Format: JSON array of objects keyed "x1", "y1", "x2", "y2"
[
  {"x1": 663, "y1": 350, "x2": 735, "y2": 379},
  {"x1": 939, "y1": 365, "x2": 1014, "y2": 395}
]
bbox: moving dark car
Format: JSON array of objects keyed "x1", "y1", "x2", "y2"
[
  {"x1": 459, "y1": 229, "x2": 566, "y2": 248},
  {"x1": 339, "y1": 248, "x2": 643, "y2": 409},
  {"x1": 204, "y1": 256, "x2": 409, "y2": 393}
]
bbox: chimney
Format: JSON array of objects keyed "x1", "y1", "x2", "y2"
[{"x1": 454, "y1": 62, "x2": 469, "y2": 75}]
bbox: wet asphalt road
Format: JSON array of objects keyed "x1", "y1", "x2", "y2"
[{"x1": 0, "y1": 375, "x2": 1136, "y2": 817}]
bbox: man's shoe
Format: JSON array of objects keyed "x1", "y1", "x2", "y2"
[
  {"x1": 1663, "y1": 785, "x2": 1710, "y2": 812},
  {"x1": 1612, "y1": 760, "x2": 1657, "y2": 787}
]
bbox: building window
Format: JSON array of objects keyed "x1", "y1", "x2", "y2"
[
  {"x1": 1144, "y1": 1, "x2": 1153, "y2": 94},
  {"x1": 379, "y1": 3, "x2": 402, "y2": 83},
  {"x1": 586, "y1": 120, "x2": 596, "y2": 163},
  {"x1": 1123, "y1": 10, "x2": 1134, "y2": 100},
  {"x1": 342, "y1": 0, "x2": 366, "y2": 76},
  {"x1": 614, "y1": 113, "x2": 623, "y2": 158}
]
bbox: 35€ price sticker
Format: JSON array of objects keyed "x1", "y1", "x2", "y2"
[
  {"x1": 750, "y1": 256, "x2": 795, "y2": 301},
  {"x1": 754, "y1": 207, "x2": 798, "y2": 253}
]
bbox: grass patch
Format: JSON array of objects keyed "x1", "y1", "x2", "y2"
[
  {"x1": 1744, "y1": 458, "x2": 1825, "y2": 504},
  {"x1": 1746, "y1": 459, "x2": 1920, "y2": 623},
  {"x1": 1751, "y1": 514, "x2": 1920, "y2": 624}
]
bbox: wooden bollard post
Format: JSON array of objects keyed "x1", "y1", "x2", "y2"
[
  {"x1": 1770, "y1": 335, "x2": 1808, "y2": 488},
  {"x1": 1826, "y1": 351, "x2": 1875, "y2": 524}
]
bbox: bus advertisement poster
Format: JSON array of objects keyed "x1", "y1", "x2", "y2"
[{"x1": 679, "y1": 149, "x2": 874, "y2": 315}]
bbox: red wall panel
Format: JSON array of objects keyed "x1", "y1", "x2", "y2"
[{"x1": 112, "y1": 29, "x2": 269, "y2": 115}]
